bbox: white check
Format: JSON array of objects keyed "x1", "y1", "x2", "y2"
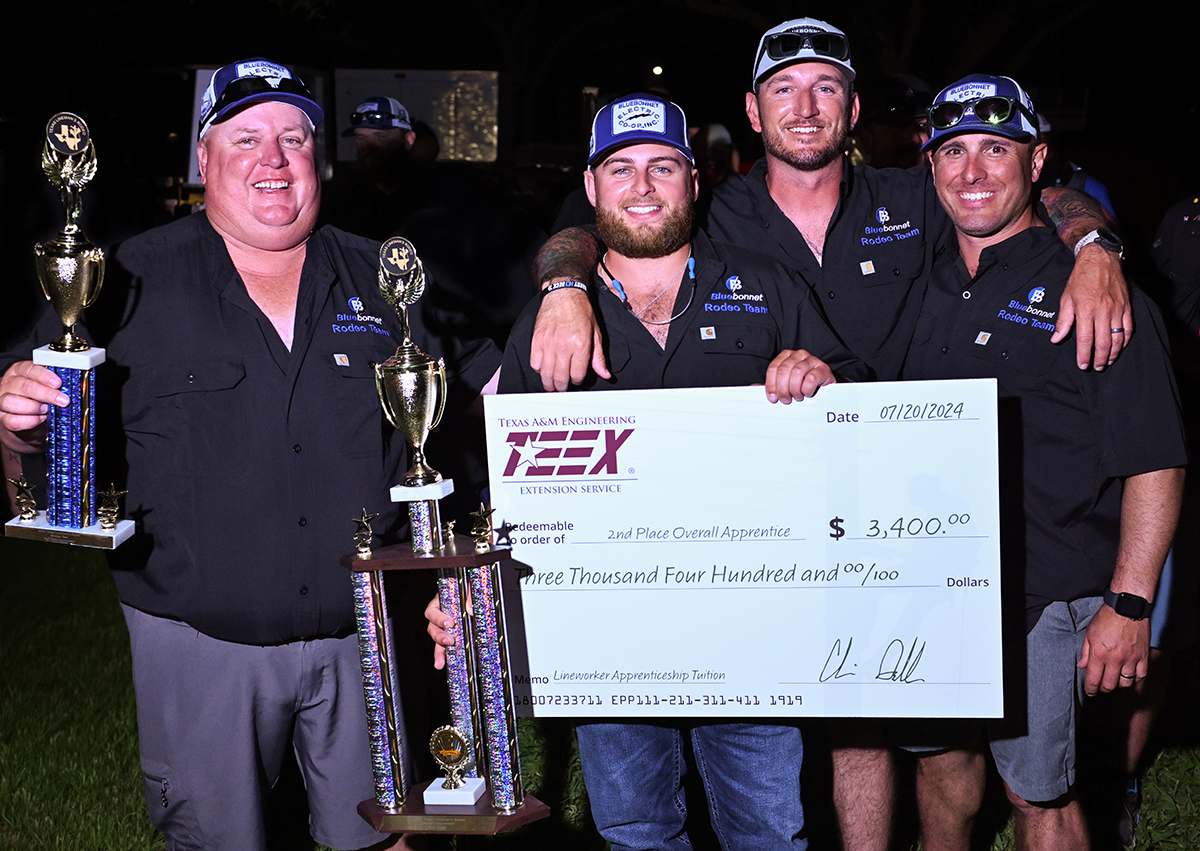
[{"x1": 484, "y1": 379, "x2": 1002, "y2": 718}]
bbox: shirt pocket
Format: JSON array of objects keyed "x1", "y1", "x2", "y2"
[
  {"x1": 122, "y1": 360, "x2": 249, "y2": 474},
  {"x1": 965, "y1": 326, "x2": 1056, "y2": 377},
  {"x1": 323, "y1": 345, "x2": 400, "y2": 460}
]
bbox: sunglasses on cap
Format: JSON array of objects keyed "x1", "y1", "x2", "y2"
[
  {"x1": 204, "y1": 74, "x2": 315, "y2": 124},
  {"x1": 763, "y1": 30, "x2": 851, "y2": 63},
  {"x1": 928, "y1": 96, "x2": 1036, "y2": 132},
  {"x1": 350, "y1": 110, "x2": 405, "y2": 127}
]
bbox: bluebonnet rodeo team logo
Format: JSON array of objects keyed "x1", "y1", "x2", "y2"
[
  {"x1": 862, "y1": 206, "x2": 918, "y2": 246},
  {"x1": 998, "y1": 287, "x2": 1057, "y2": 332},
  {"x1": 706, "y1": 273, "x2": 767, "y2": 314},
  {"x1": 333, "y1": 295, "x2": 390, "y2": 336}
]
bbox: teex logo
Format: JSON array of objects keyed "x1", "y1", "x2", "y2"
[{"x1": 503, "y1": 429, "x2": 633, "y2": 477}]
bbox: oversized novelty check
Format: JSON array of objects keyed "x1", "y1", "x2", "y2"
[{"x1": 484, "y1": 379, "x2": 1002, "y2": 718}]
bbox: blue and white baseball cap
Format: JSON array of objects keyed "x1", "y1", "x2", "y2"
[
  {"x1": 922, "y1": 74, "x2": 1039, "y2": 153},
  {"x1": 752, "y1": 18, "x2": 855, "y2": 91},
  {"x1": 341, "y1": 96, "x2": 413, "y2": 137},
  {"x1": 587, "y1": 93, "x2": 693, "y2": 169},
  {"x1": 199, "y1": 58, "x2": 323, "y2": 137}
]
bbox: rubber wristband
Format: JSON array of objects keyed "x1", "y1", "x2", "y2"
[{"x1": 541, "y1": 279, "x2": 589, "y2": 296}]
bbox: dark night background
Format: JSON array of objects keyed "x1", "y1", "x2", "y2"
[{"x1": 2, "y1": 0, "x2": 1198, "y2": 337}]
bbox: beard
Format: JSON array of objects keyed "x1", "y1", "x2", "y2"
[
  {"x1": 761, "y1": 106, "x2": 852, "y2": 172},
  {"x1": 595, "y1": 185, "x2": 695, "y2": 259}
]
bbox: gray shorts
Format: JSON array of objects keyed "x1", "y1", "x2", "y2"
[
  {"x1": 988, "y1": 596, "x2": 1103, "y2": 803},
  {"x1": 123, "y1": 604, "x2": 389, "y2": 851}
]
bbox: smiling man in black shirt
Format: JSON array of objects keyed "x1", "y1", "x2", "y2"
[{"x1": 899, "y1": 73, "x2": 1186, "y2": 851}]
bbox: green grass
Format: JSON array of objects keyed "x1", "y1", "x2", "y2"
[{"x1": 4, "y1": 532, "x2": 1200, "y2": 851}]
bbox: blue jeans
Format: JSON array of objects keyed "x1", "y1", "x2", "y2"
[{"x1": 576, "y1": 722, "x2": 806, "y2": 850}]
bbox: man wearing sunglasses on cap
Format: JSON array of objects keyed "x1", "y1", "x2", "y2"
[
  {"x1": 890, "y1": 73, "x2": 1184, "y2": 851},
  {"x1": 0, "y1": 58, "x2": 501, "y2": 851}
]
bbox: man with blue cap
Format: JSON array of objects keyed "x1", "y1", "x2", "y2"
[
  {"x1": 433, "y1": 91, "x2": 870, "y2": 850},
  {"x1": 899, "y1": 73, "x2": 1186, "y2": 851},
  {"x1": 0, "y1": 58, "x2": 500, "y2": 850}
]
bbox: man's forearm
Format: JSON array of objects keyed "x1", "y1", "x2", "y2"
[
  {"x1": 534, "y1": 227, "x2": 602, "y2": 287},
  {"x1": 1111, "y1": 467, "x2": 1186, "y2": 600},
  {"x1": 1041, "y1": 186, "x2": 1115, "y2": 249}
]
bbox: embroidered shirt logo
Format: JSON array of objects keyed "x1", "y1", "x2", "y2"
[{"x1": 876, "y1": 207, "x2": 890, "y2": 225}]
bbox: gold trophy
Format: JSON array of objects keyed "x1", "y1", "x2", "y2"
[
  {"x1": 35, "y1": 112, "x2": 106, "y2": 353},
  {"x1": 374, "y1": 237, "x2": 448, "y2": 491},
  {"x1": 343, "y1": 237, "x2": 544, "y2": 834},
  {"x1": 5, "y1": 112, "x2": 132, "y2": 548}
]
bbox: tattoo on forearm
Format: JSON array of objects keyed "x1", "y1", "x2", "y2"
[
  {"x1": 534, "y1": 228, "x2": 602, "y2": 286},
  {"x1": 1041, "y1": 187, "x2": 1112, "y2": 247}
]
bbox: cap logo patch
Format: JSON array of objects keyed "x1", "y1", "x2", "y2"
[
  {"x1": 612, "y1": 99, "x2": 667, "y2": 136},
  {"x1": 946, "y1": 82, "x2": 997, "y2": 102},
  {"x1": 236, "y1": 60, "x2": 292, "y2": 81}
]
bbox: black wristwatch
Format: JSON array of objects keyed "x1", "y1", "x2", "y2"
[
  {"x1": 1074, "y1": 228, "x2": 1125, "y2": 259},
  {"x1": 1103, "y1": 587, "x2": 1153, "y2": 621}
]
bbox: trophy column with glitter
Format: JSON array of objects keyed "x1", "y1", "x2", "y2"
[
  {"x1": 4, "y1": 112, "x2": 133, "y2": 549},
  {"x1": 344, "y1": 237, "x2": 545, "y2": 835}
]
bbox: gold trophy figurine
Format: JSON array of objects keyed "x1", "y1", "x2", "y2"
[
  {"x1": 374, "y1": 237, "x2": 448, "y2": 490},
  {"x1": 34, "y1": 112, "x2": 105, "y2": 353}
]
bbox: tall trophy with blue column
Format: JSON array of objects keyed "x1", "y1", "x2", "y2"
[
  {"x1": 344, "y1": 237, "x2": 546, "y2": 835},
  {"x1": 4, "y1": 112, "x2": 133, "y2": 548}
]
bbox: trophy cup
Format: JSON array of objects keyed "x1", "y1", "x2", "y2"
[
  {"x1": 343, "y1": 238, "x2": 545, "y2": 835},
  {"x1": 4, "y1": 112, "x2": 133, "y2": 549}
]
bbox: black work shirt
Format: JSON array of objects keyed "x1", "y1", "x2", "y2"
[
  {"x1": 2, "y1": 213, "x2": 500, "y2": 644},
  {"x1": 706, "y1": 157, "x2": 951, "y2": 381},
  {"x1": 902, "y1": 227, "x2": 1187, "y2": 629},
  {"x1": 501, "y1": 231, "x2": 870, "y2": 393}
]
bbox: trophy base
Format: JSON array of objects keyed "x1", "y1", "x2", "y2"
[
  {"x1": 343, "y1": 533, "x2": 512, "y2": 572},
  {"x1": 5, "y1": 514, "x2": 134, "y2": 549},
  {"x1": 390, "y1": 477, "x2": 455, "y2": 503},
  {"x1": 33, "y1": 344, "x2": 105, "y2": 370},
  {"x1": 358, "y1": 787, "x2": 548, "y2": 835},
  {"x1": 422, "y1": 776, "x2": 486, "y2": 806}
]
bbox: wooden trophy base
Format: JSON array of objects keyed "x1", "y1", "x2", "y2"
[{"x1": 358, "y1": 783, "x2": 549, "y2": 834}]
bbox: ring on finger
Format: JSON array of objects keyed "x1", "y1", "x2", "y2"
[{"x1": 1110, "y1": 328, "x2": 1126, "y2": 334}]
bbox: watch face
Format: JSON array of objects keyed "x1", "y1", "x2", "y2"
[
  {"x1": 1096, "y1": 229, "x2": 1123, "y2": 252},
  {"x1": 1113, "y1": 592, "x2": 1150, "y2": 620}
]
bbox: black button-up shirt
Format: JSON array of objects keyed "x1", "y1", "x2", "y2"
[
  {"x1": 706, "y1": 158, "x2": 951, "y2": 381},
  {"x1": 3, "y1": 213, "x2": 499, "y2": 644},
  {"x1": 903, "y1": 227, "x2": 1186, "y2": 628},
  {"x1": 501, "y1": 231, "x2": 870, "y2": 393}
]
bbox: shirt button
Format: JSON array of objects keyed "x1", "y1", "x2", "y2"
[
  {"x1": 828, "y1": 291, "x2": 836, "y2": 299},
  {"x1": 300, "y1": 585, "x2": 309, "y2": 595},
  {"x1": 941, "y1": 346, "x2": 949, "y2": 354},
  {"x1": 298, "y1": 517, "x2": 307, "y2": 526},
  {"x1": 962, "y1": 291, "x2": 972, "y2": 299},
  {"x1": 736, "y1": 340, "x2": 745, "y2": 349},
  {"x1": 187, "y1": 373, "x2": 196, "y2": 383},
  {"x1": 893, "y1": 268, "x2": 900, "y2": 276},
  {"x1": 1003, "y1": 263, "x2": 1010, "y2": 271},
  {"x1": 1001, "y1": 352, "x2": 1009, "y2": 359},
  {"x1": 293, "y1": 444, "x2": 302, "y2": 453}
]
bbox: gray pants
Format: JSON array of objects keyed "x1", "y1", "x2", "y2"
[{"x1": 123, "y1": 604, "x2": 388, "y2": 851}]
